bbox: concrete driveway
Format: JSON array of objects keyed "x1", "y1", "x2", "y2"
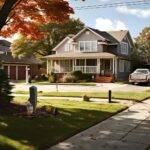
[{"x1": 12, "y1": 83, "x2": 150, "y2": 92}]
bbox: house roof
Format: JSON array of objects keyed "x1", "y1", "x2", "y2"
[
  {"x1": 0, "y1": 40, "x2": 11, "y2": 52},
  {"x1": 0, "y1": 39, "x2": 42, "y2": 65},
  {"x1": 89, "y1": 28, "x2": 119, "y2": 44},
  {"x1": 45, "y1": 52, "x2": 116, "y2": 59},
  {"x1": 107, "y1": 30, "x2": 128, "y2": 42}
]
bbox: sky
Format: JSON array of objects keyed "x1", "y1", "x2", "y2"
[{"x1": 69, "y1": 0, "x2": 150, "y2": 38}]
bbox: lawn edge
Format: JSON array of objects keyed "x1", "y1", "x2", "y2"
[{"x1": 47, "y1": 106, "x2": 128, "y2": 148}]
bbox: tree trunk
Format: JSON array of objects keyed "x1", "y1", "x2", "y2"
[{"x1": 0, "y1": 0, "x2": 17, "y2": 30}]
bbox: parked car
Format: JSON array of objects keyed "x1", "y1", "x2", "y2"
[{"x1": 129, "y1": 69, "x2": 150, "y2": 84}]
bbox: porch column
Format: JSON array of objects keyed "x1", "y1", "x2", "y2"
[
  {"x1": 58, "y1": 60, "x2": 61, "y2": 73},
  {"x1": 16, "y1": 65, "x2": 18, "y2": 80},
  {"x1": 115, "y1": 58, "x2": 118, "y2": 76},
  {"x1": 97, "y1": 59, "x2": 100, "y2": 74},
  {"x1": 84, "y1": 59, "x2": 86, "y2": 73},
  {"x1": 25, "y1": 66, "x2": 29, "y2": 84},
  {"x1": 8, "y1": 65, "x2": 10, "y2": 78},
  {"x1": 113, "y1": 58, "x2": 115, "y2": 74},
  {"x1": 47, "y1": 59, "x2": 49, "y2": 74}
]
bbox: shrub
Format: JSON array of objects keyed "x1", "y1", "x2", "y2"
[
  {"x1": 71, "y1": 70, "x2": 83, "y2": 81},
  {"x1": 82, "y1": 73, "x2": 92, "y2": 82},
  {"x1": 0, "y1": 69, "x2": 13, "y2": 106},
  {"x1": 48, "y1": 72, "x2": 57, "y2": 83},
  {"x1": 34, "y1": 74, "x2": 48, "y2": 82},
  {"x1": 62, "y1": 73, "x2": 76, "y2": 83}
]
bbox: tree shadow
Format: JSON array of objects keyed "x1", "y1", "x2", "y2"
[{"x1": 0, "y1": 106, "x2": 126, "y2": 150}]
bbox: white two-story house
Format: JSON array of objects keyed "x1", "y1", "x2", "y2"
[{"x1": 45, "y1": 27, "x2": 134, "y2": 82}]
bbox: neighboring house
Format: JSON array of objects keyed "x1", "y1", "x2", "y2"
[
  {"x1": 0, "y1": 39, "x2": 42, "y2": 80},
  {"x1": 45, "y1": 27, "x2": 134, "y2": 82}
]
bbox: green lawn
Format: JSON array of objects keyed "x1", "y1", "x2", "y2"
[
  {"x1": 14, "y1": 91, "x2": 150, "y2": 101},
  {"x1": 0, "y1": 97, "x2": 127, "y2": 150},
  {"x1": 16, "y1": 81, "x2": 96, "y2": 86}
]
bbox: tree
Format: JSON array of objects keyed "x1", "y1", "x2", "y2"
[
  {"x1": 11, "y1": 18, "x2": 84, "y2": 58},
  {"x1": 0, "y1": 69, "x2": 12, "y2": 106},
  {"x1": 133, "y1": 27, "x2": 150, "y2": 68},
  {"x1": 0, "y1": 0, "x2": 73, "y2": 39},
  {"x1": 135, "y1": 27, "x2": 150, "y2": 58}
]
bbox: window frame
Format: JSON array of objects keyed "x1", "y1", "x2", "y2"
[
  {"x1": 120, "y1": 42, "x2": 128, "y2": 55},
  {"x1": 78, "y1": 41, "x2": 97, "y2": 52}
]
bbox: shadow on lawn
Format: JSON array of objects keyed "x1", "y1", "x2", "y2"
[{"x1": 0, "y1": 106, "x2": 122, "y2": 150}]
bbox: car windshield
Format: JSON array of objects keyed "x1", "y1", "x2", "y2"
[{"x1": 135, "y1": 69, "x2": 149, "y2": 74}]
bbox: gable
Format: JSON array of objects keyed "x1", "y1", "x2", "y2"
[{"x1": 73, "y1": 27, "x2": 105, "y2": 42}]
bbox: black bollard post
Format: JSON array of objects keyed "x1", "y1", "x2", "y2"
[
  {"x1": 29, "y1": 86, "x2": 37, "y2": 113},
  {"x1": 108, "y1": 90, "x2": 112, "y2": 103}
]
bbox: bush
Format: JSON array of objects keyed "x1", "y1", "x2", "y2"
[
  {"x1": 0, "y1": 69, "x2": 13, "y2": 106},
  {"x1": 34, "y1": 74, "x2": 48, "y2": 82},
  {"x1": 48, "y1": 72, "x2": 57, "y2": 83},
  {"x1": 82, "y1": 74, "x2": 92, "y2": 82},
  {"x1": 62, "y1": 71, "x2": 93, "y2": 83},
  {"x1": 71, "y1": 70, "x2": 83, "y2": 81},
  {"x1": 62, "y1": 73, "x2": 76, "y2": 83}
]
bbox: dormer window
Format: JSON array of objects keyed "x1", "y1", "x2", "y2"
[
  {"x1": 79, "y1": 41, "x2": 97, "y2": 52},
  {"x1": 121, "y1": 42, "x2": 128, "y2": 55}
]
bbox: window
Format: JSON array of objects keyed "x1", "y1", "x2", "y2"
[
  {"x1": 79, "y1": 41, "x2": 97, "y2": 52},
  {"x1": 76, "y1": 59, "x2": 85, "y2": 66},
  {"x1": 119, "y1": 60, "x2": 125, "y2": 72},
  {"x1": 86, "y1": 59, "x2": 97, "y2": 66},
  {"x1": 121, "y1": 42, "x2": 128, "y2": 55},
  {"x1": 65, "y1": 44, "x2": 70, "y2": 52}
]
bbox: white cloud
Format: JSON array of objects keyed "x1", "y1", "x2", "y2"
[
  {"x1": 95, "y1": 17, "x2": 127, "y2": 31},
  {"x1": 116, "y1": 6, "x2": 150, "y2": 18}
]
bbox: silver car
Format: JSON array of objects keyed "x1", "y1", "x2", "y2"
[{"x1": 129, "y1": 69, "x2": 150, "y2": 84}]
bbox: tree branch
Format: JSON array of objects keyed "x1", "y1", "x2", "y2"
[{"x1": 0, "y1": 0, "x2": 18, "y2": 30}]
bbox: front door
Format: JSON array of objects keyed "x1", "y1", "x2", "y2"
[{"x1": 100, "y1": 59, "x2": 112, "y2": 76}]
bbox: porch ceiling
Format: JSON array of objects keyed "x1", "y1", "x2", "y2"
[{"x1": 45, "y1": 52, "x2": 116, "y2": 60}]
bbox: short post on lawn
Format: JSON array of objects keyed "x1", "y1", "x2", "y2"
[
  {"x1": 29, "y1": 86, "x2": 37, "y2": 113},
  {"x1": 108, "y1": 90, "x2": 112, "y2": 103}
]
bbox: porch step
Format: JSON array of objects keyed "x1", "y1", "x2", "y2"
[{"x1": 95, "y1": 76, "x2": 114, "y2": 83}]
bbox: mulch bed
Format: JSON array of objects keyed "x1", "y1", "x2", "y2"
[{"x1": 0, "y1": 103, "x2": 59, "y2": 117}]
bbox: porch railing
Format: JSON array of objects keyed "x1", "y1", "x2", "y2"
[
  {"x1": 73, "y1": 66, "x2": 97, "y2": 74},
  {"x1": 51, "y1": 66, "x2": 72, "y2": 73}
]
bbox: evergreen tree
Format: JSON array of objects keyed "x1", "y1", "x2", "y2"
[{"x1": 0, "y1": 69, "x2": 13, "y2": 106}]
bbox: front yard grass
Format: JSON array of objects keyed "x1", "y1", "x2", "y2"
[
  {"x1": 15, "y1": 81, "x2": 96, "y2": 86},
  {"x1": 14, "y1": 91, "x2": 150, "y2": 101},
  {"x1": 0, "y1": 97, "x2": 127, "y2": 150}
]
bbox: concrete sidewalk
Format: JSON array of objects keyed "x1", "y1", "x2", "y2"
[{"x1": 50, "y1": 99, "x2": 150, "y2": 150}]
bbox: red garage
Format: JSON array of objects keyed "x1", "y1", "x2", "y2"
[{"x1": 0, "y1": 39, "x2": 42, "y2": 80}]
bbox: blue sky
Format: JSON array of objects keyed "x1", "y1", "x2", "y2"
[{"x1": 69, "y1": 0, "x2": 150, "y2": 38}]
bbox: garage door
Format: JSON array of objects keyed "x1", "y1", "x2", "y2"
[
  {"x1": 10, "y1": 66, "x2": 16, "y2": 80},
  {"x1": 3, "y1": 66, "x2": 8, "y2": 75},
  {"x1": 18, "y1": 66, "x2": 26, "y2": 80}
]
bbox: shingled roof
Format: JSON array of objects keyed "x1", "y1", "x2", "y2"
[
  {"x1": 108, "y1": 30, "x2": 128, "y2": 42},
  {"x1": 89, "y1": 28, "x2": 119, "y2": 44},
  {"x1": 0, "y1": 39, "x2": 11, "y2": 52}
]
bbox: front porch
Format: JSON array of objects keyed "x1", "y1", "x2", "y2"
[{"x1": 47, "y1": 58, "x2": 117, "y2": 76}]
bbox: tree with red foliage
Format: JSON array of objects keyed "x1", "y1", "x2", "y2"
[{"x1": 0, "y1": 0, "x2": 73, "y2": 39}]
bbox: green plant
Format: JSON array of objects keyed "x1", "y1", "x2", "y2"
[
  {"x1": 62, "y1": 73, "x2": 76, "y2": 83},
  {"x1": 34, "y1": 74, "x2": 48, "y2": 82},
  {"x1": 82, "y1": 73, "x2": 92, "y2": 82},
  {"x1": 48, "y1": 72, "x2": 57, "y2": 83},
  {"x1": 0, "y1": 69, "x2": 13, "y2": 106},
  {"x1": 71, "y1": 70, "x2": 83, "y2": 81}
]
